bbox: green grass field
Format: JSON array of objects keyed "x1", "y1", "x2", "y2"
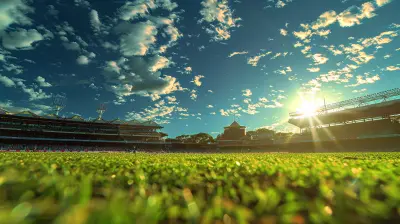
[{"x1": 0, "y1": 152, "x2": 399, "y2": 224}]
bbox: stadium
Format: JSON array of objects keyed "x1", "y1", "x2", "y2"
[
  {"x1": 276, "y1": 88, "x2": 400, "y2": 152},
  {"x1": 0, "y1": 103, "x2": 167, "y2": 152},
  {"x1": 1, "y1": 89, "x2": 399, "y2": 153},
  {"x1": 208, "y1": 88, "x2": 400, "y2": 152},
  {"x1": 288, "y1": 88, "x2": 400, "y2": 139}
]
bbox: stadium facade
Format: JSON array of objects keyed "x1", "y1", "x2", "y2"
[
  {"x1": 0, "y1": 88, "x2": 399, "y2": 153},
  {"x1": 286, "y1": 88, "x2": 400, "y2": 143},
  {"x1": 0, "y1": 109, "x2": 167, "y2": 152}
]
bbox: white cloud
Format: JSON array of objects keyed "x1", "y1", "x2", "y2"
[
  {"x1": 0, "y1": 74, "x2": 16, "y2": 87},
  {"x1": 326, "y1": 45, "x2": 343, "y2": 55},
  {"x1": 247, "y1": 52, "x2": 272, "y2": 66},
  {"x1": 88, "y1": 52, "x2": 96, "y2": 58},
  {"x1": 228, "y1": 51, "x2": 248, "y2": 57},
  {"x1": 77, "y1": 55, "x2": 90, "y2": 65},
  {"x1": 218, "y1": 95, "x2": 284, "y2": 117},
  {"x1": 104, "y1": 61, "x2": 121, "y2": 74},
  {"x1": 15, "y1": 80, "x2": 51, "y2": 101},
  {"x1": 293, "y1": 29, "x2": 312, "y2": 40},
  {"x1": 103, "y1": 57, "x2": 186, "y2": 102},
  {"x1": 74, "y1": 0, "x2": 90, "y2": 8},
  {"x1": 337, "y1": 2, "x2": 376, "y2": 27},
  {"x1": 183, "y1": 66, "x2": 192, "y2": 74},
  {"x1": 349, "y1": 51, "x2": 374, "y2": 64},
  {"x1": 294, "y1": 42, "x2": 303, "y2": 48},
  {"x1": 311, "y1": 11, "x2": 337, "y2": 30},
  {"x1": 301, "y1": 46, "x2": 312, "y2": 56},
  {"x1": 126, "y1": 100, "x2": 180, "y2": 124},
  {"x1": 280, "y1": 28, "x2": 288, "y2": 36},
  {"x1": 352, "y1": 88, "x2": 367, "y2": 93},
  {"x1": 119, "y1": 0, "x2": 156, "y2": 20},
  {"x1": 89, "y1": 83, "x2": 99, "y2": 90},
  {"x1": 0, "y1": 0, "x2": 33, "y2": 33},
  {"x1": 158, "y1": 0, "x2": 178, "y2": 11},
  {"x1": 190, "y1": 89, "x2": 197, "y2": 101},
  {"x1": 199, "y1": 0, "x2": 241, "y2": 41},
  {"x1": 102, "y1": 41, "x2": 119, "y2": 51},
  {"x1": 344, "y1": 73, "x2": 380, "y2": 87},
  {"x1": 312, "y1": 54, "x2": 329, "y2": 65},
  {"x1": 301, "y1": 79, "x2": 322, "y2": 94},
  {"x1": 220, "y1": 109, "x2": 229, "y2": 116},
  {"x1": 3, "y1": 63, "x2": 23, "y2": 74},
  {"x1": 2, "y1": 29, "x2": 44, "y2": 50},
  {"x1": 115, "y1": 21, "x2": 158, "y2": 56},
  {"x1": 275, "y1": 66, "x2": 292, "y2": 75},
  {"x1": 148, "y1": 55, "x2": 171, "y2": 72},
  {"x1": 386, "y1": 66, "x2": 400, "y2": 71},
  {"x1": 293, "y1": 0, "x2": 393, "y2": 42},
  {"x1": 35, "y1": 76, "x2": 52, "y2": 87},
  {"x1": 242, "y1": 89, "x2": 252, "y2": 97},
  {"x1": 376, "y1": 0, "x2": 392, "y2": 7},
  {"x1": 165, "y1": 96, "x2": 177, "y2": 104},
  {"x1": 63, "y1": 42, "x2": 81, "y2": 51},
  {"x1": 191, "y1": 75, "x2": 205, "y2": 87},
  {"x1": 359, "y1": 30, "x2": 397, "y2": 48},
  {"x1": 307, "y1": 67, "x2": 320, "y2": 72},
  {"x1": 90, "y1": 10, "x2": 102, "y2": 33},
  {"x1": 164, "y1": 23, "x2": 181, "y2": 44},
  {"x1": 354, "y1": 74, "x2": 380, "y2": 86},
  {"x1": 270, "y1": 52, "x2": 283, "y2": 60},
  {"x1": 0, "y1": 101, "x2": 51, "y2": 115}
]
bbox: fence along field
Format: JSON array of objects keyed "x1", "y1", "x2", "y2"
[{"x1": 0, "y1": 152, "x2": 399, "y2": 223}]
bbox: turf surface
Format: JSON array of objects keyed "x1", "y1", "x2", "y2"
[{"x1": 0, "y1": 152, "x2": 399, "y2": 223}]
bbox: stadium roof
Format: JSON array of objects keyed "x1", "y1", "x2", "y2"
[
  {"x1": 289, "y1": 99, "x2": 400, "y2": 128},
  {"x1": 224, "y1": 121, "x2": 246, "y2": 129},
  {"x1": 290, "y1": 88, "x2": 400, "y2": 117}
]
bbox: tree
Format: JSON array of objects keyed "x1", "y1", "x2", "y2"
[
  {"x1": 255, "y1": 128, "x2": 275, "y2": 135},
  {"x1": 175, "y1": 135, "x2": 191, "y2": 143},
  {"x1": 190, "y1": 133, "x2": 215, "y2": 144},
  {"x1": 274, "y1": 132, "x2": 295, "y2": 139},
  {"x1": 172, "y1": 133, "x2": 215, "y2": 144},
  {"x1": 246, "y1": 131, "x2": 257, "y2": 138},
  {"x1": 246, "y1": 128, "x2": 275, "y2": 140}
]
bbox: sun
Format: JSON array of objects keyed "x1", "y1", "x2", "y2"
[{"x1": 296, "y1": 99, "x2": 321, "y2": 118}]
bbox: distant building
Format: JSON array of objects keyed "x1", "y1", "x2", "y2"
[
  {"x1": 250, "y1": 132, "x2": 274, "y2": 144},
  {"x1": 217, "y1": 121, "x2": 275, "y2": 147},
  {"x1": 221, "y1": 121, "x2": 246, "y2": 140}
]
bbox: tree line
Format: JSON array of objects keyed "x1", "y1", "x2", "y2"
[{"x1": 166, "y1": 128, "x2": 296, "y2": 144}]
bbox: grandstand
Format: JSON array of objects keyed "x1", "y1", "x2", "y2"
[
  {"x1": 288, "y1": 88, "x2": 400, "y2": 143},
  {"x1": 0, "y1": 105, "x2": 167, "y2": 152}
]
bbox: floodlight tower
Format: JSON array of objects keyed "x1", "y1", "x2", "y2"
[
  {"x1": 53, "y1": 94, "x2": 67, "y2": 116},
  {"x1": 97, "y1": 103, "x2": 107, "y2": 120}
]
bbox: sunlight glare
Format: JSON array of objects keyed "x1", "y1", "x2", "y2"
[{"x1": 298, "y1": 100, "x2": 318, "y2": 117}]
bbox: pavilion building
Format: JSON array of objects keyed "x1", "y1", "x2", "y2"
[{"x1": 221, "y1": 121, "x2": 246, "y2": 140}]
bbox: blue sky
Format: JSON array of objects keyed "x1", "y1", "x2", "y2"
[{"x1": 0, "y1": 0, "x2": 399, "y2": 137}]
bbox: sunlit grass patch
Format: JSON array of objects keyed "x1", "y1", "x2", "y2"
[{"x1": 0, "y1": 152, "x2": 399, "y2": 223}]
